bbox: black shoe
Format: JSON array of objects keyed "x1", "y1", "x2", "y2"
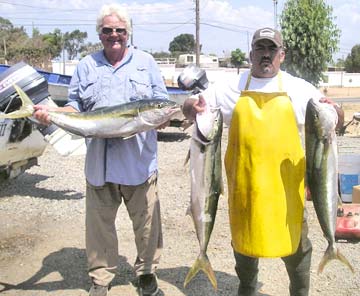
[
  {"x1": 89, "y1": 283, "x2": 109, "y2": 296},
  {"x1": 138, "y1": 274, "x2": 159, "y2": 296}
]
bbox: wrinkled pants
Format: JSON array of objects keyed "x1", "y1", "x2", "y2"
[
  {"x1": 86, "y1": 173, "x2": 163, "y2": 286},
  {"x1": 234, "y1": 215, "x2": 312, "y2": 296}
]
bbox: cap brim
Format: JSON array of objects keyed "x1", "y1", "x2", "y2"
[{"x1": 252, "y1": 37, "x2": 282, "y2": 47}]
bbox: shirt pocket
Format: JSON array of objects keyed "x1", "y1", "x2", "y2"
[
  {"x1": 79, "y1": 76, "x2": 99, "y2": 110},
  {"x1": 129, "y1": 68, "x2": 152, "y2": 100}
]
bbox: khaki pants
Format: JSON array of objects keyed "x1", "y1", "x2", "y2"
[{"x1": 86, "y1": 173, "x2": 163, "y2": 286}]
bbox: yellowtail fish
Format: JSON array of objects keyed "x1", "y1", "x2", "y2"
[
  {"x1": 305, "y1": 98, "x2": 354, "y2": 274},
  {"x1": 0, "y1": 85, "x2": 181, "y2": 138},
  {"x1": 184, "y1": 105, "x2": 223, "y2": 289}
]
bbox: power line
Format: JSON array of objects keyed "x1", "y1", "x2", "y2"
[
  {"x1": 0, "y1": 0, "x2": 96, "y2": 12},
  {"x1": 0, "y1": 0, "x2": 192, "y2": 14}
]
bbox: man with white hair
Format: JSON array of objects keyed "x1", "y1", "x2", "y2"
[{"x1": 33, "y1": 3, "x2": 167, "y2": 296}]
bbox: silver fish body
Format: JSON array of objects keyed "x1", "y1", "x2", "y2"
[
  {"x1": 1, "y1": 85, "x2": 181, "y2": 138},
  {"x1": 305, "y1": 98, "x2": 354, "y2": 273},
  {"x1": 46, "y1": 99, "x2": 180, "y2": 138},
  {"x1": 184, "y1": 106, "x2": 223, "y2": 289}
]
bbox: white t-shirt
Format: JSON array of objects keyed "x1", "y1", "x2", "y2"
[{"x1": 203, "y1": 69, "x2": 324, "y2": 137}]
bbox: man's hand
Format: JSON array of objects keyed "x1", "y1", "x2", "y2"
[
  {"x1": 182, "y1": 94, "x2": 207, "y2": 121},
  {"x1": 33, "y1": 105, "x2": 77, "y2": 126},
  {"x1": 319, "y1": 97, "x2": 344, "y2": 131},
  {"x1": 33, "y1": 105, "x2": 52, "y2": 126}
]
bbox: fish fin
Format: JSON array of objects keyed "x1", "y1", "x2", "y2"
[
  {"x1": 318, "y1": 245, "x2": 354, "y2": 274},
  {"x1": 122, "y1": 134, "x2": 137, "y2": 140},
  {"x1": 184, "y1": 149, "x2": 190, "y2": 166},
  {"x1": 184, "y1": 253, "x2": 217, "y2": 290},
  {"x1": 0, "y1": 85, "x2": 34, "y2": 119}
]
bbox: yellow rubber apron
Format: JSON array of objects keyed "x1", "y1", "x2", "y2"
[{"x1": 225, "y1": 72, "x2": 305, "y2": 257}]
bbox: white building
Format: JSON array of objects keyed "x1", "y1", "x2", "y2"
[
  {"x1": 321, "y1": 71, "x2": 360, "y2": 87},
  {"x1": 177, "y1": 54, "x2": 219, "y2": 68}
]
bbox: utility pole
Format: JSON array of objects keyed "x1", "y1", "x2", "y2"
[
  {"x1": 195, "y1": 0, "x2": 200, "y2": 67},
  {"x1": 247, "y1": 31, "x2": 250, "y2": 61},
  {"x1": 61, "y1": 33, "x2": 66, "y2": 75},
  {"x1": 273, "y1": 0, "x2": 278, "y2": 29},
  {"x1": 3, "y1": 38, "x2": 7, "y2": 65}
]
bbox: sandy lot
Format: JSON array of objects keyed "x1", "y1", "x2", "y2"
[{"x1": 0, "y1": 92, "x2": 360, "y2": 296}]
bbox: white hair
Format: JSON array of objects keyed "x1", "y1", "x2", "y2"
[{"x1": 96, "y1": 3, "x2": 132, "y2": 36}]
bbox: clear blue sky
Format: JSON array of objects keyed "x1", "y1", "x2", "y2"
[{"x1": 0, "y1": 0, "x2": 358, "y2": 61}]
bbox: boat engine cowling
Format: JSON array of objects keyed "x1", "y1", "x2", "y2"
[{"x1": 0, "y1": 62, "x2": 85, "y2": 156}]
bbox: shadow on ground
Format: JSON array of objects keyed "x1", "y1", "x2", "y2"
[
  {"x1": 157, "y1": 131, "x2": 190, "y2": 142},
  {"x1": 0, "y1": 247, "x2": 271, "y2": 296},
  {"x1": 0, "y1": 172, "x2": 83, "y2": 200}
]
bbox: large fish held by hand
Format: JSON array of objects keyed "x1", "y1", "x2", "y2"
[
  {"x1": 305, "y1": 98, "x2": 354, "y2": 274},
  {"x1": 0, "y1": 84, "x2": 181, "y2": 138},
  {"x1": 184, "y1": 105, "x2": 223, "y2": 290}
]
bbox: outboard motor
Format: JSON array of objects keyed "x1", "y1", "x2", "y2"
[
  {"x1": 170, "y1": 64, "x2": 210, "y2": 129},
  {"x1": 0, "y1": 62, "x2": 59, "y2": 137},
  {"x1": 0, "y1": 62, "x2": 85, "y2": 180},
  {"x1": 177, "y1": 64, "x2": 209, "y2": 94}
]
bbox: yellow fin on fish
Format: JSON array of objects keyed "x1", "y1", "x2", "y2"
[
  {"x1": 0, "y1": 84, "x2": 34, "y2": 119},
  {"x1": 184, "y1": 253, "x2": 217, "y2": 290}
]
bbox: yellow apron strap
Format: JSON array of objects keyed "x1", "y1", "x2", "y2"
[
  {"x1": 225, "y1": 85, "x2": 305, "y2": 258},
  {"x1": 245, "y1": 72, "x2": 252, "y2": 90}
]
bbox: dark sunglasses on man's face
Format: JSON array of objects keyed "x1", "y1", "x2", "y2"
[{"x1": 101, "y1": 27, "x2": 127, "y2": 35}]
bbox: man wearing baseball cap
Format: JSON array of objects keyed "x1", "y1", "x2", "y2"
[
  {"x1": 182, "y1": 27, "x2": 344, "y2": 295},
  {"x1": 251, "y1": 27, "x2": 283, "y2": 47}
]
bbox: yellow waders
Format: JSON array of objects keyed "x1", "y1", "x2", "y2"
[{"x1": 225, "y1": 73, "x2": 305, "y2": 257}]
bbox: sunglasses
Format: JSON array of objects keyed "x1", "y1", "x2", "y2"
[{"x1": 101, "y1": 27, "x2": 127, "y2": 35}]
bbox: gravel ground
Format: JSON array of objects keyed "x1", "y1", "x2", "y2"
[{"x1": 0, "y1": 118, "x2": 360, "y2": 295}]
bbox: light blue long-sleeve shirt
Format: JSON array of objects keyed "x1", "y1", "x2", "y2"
[{"x1": 66, "y1": 46, "x2": 169, "y2": 186}]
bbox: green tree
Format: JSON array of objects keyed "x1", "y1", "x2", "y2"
[
  {"x1": 344, "y1": 45, "x2": 360, "y2": 73},
  {"x1": 63, "y1": 29, "x2": 88, "y2": 60},
  {"x1": 280, "y1": 0, "x2": 340, "y2": 86},
  {"x1": 151, "y1": 51, "x2": 172, "y2": 59},
  {"x1": 230, "y1": 48, "x2": 246, "y2": 74},
  {"x1": 335, "y1": 57, "x2": 345, "y2": 69},
  {"x1": 42, "y1": 29, "x2": 63, "y2": 58},
  {"x1": 0, "y1": 17, "x2": 28, "y2": 63},
  {"x1": 168, "y1": 34, "x2": 195, "y2": 55},
  {"x1": 79, "y1": 42, "x2": 103, "y2": 58},
  {"x1": 6, "y1": 28, "x2": 49, "y2": 69},
  {"x1": 0, "y1": 17, "x2": 89, "y2": 67}
]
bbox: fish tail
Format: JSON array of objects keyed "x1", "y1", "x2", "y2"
[
  {"x1": 0, "y1": 84, "x2": 34, "y2": 119},
  {"x1": 184, "y1": 252, "x2": 217, "y2": 290},
  {"x1": 318, "y1": 245, "x2": 355, "y2": 274},
  {"x1": 336, "y1": 248, "x2": 355, "y2": 273}
]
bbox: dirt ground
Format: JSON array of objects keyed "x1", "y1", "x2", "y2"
[{"x1": 0, "y1": 88, "x2": 360, "y2": 296}]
